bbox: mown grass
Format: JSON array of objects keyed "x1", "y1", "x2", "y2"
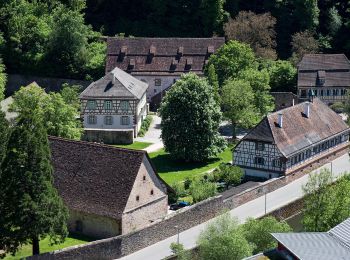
[
  {"x1": 113, "y1": 141, "x2": 152, "y2": 150},
  {"x1": 4, "y1": 234, "x2": 94, "y2": 260},
  {"x1": 149, "y1": 146, "x2": 233, "y2": 185}
]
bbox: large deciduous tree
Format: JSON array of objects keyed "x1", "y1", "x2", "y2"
[
  {"x1": 0, "y1": 109, "x2": 68, "y2": 256},
  {"x1": 197, "y1": 213, "x2": 252, "y2": 260},
  {"x1": 221, "y1": 79, "x2": 259, "y2": 138},
  {"x1": 224, "y1": 11, "x2": 277, "y2": 60},
  {"x1": 159, "y1": 73, "x2": 226, "y2": 162},
  {"x1": 0, "y1": 110, "x2": 9, "y2": 165},
  {"x1": 11, "y1": 83, "x2": 82, "y2": 140},
  {"x1": 207, "y1": 40, "x2": 257, "y2": 86},
  {"x1": 290, "y1": 30, "x2": 319, "y2": 65},
  {"x1": 241, "y1": 217, "x2": 292, "y2": 254},
  {"x1": 264, "y1": 60, "x2": 297, "y2": 93}
]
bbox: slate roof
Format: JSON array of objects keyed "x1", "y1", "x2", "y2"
[
  {"x1": 105, "y1": 37, "x2": 225, "y2": 75},
  {"x1": 79, "y1": 67, "x2": 148, "y2": 100},
  {"x1": 271, "y1": 233, "x2": 350, "y2": 260},
  {"x1": 298, "y1": 54, "x2": 350, "y2": 87},
  {"x1": 243, "y1": 98, "x2": 349, "y2": 157},
  {"x1": 49, "y1": 136, "x2": 159, "y2": 220},
  {"x1": 272, "y1": 217, "x2": 350, "y2": 260}
]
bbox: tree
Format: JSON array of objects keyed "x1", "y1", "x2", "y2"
[
  {"x1": 197, "y1": 213, "x2": 252, "y2": 260},
  {"x1": 290, "y1": 30, "x2": 319, "y2": 65},
  {"x1": 0, "y1": 110, "x2": 9, "y2": 165},
  {"x1": 294, "y1": 0, "x2": 319, "y2": 31},
  {"x1": 237, "y1": 69, "x2": 275, "y2": 117},
  {"x1": 170, "y1": 242, "x2": 190, "y2": 260},
  {"x1": 213, "y1": 163, "x2": 243, "y2": 189},
  {"x1": 206, "y1": 40, "x2": 257, "y2": 86},
  {"x1": 302, "y1": 168, "x2": 334, "y2": 232},
  {"x1": 11, "y1": 84, "x2": 82, "y2": 140},
  {"x1": 189, "y1": 179, "x2": 217, "y2": 203},
  {"x1": 265, "y1": 60, "x2": 297, "y2": 93},
  {"x1": 221, "y1": 79, "x2": 259, "y2": 138},
  {"x1": 224, "y1": 11, "x2": 277, "y2": 60},
  {"x1": 0, "y1": 109, "x2": 68, "y2": 256},
  {"x1": 241, "y1": 217, "x2": 292, "y2": 254},
  {"x1": 204, "y1": 64, "x2": 220, "y2": 104},
  {"x1": 159, "y1": 73, "x2": 226, "y2": 162},
  {"x1": 0, "y1": 58, "x2": 6, "y2": 101},
  {"x1": 59, "y1": 83, "x2": 82, "y2": 110}
]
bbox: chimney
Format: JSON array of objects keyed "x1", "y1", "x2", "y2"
[
  {"x1": 112, "y1": 76, "x2": 116, "y2": 84},
  {"x1": 292, "y1": 99, "x2": 295, "y2": 106},
  {"x1": 304, "y1": 101, "x2": 310, "y2": 118},
  {"x1": 278, "y1": 113, "x2": 283, "y2": 128}
]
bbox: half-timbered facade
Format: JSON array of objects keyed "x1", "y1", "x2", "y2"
[
  {"x1": 297, "y1": 54, "x2": 350, "y2": 104},
  {"x1": 79, "y1": 67, "x2": 148, "y2": 144},
  {"x1": 105, "y1": 37, "x2": 225, "y2": 110},
  {"x1": 233, "y1": 98, "x2": 350, "y2": 179}
]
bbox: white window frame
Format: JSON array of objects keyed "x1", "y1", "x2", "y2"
[
  {"x1": 104, "y1": 100, "x2": 113, "y2": 110},
  {"x1": 121, "y1": 116, "x2": 130, "y2": 125},
  {"x1": 88, "y1": 115, "x2": 97, "y2": 125},
  {"x1": 155, "y1": 78, "x2": 161, "y2": 86},
  {"x1": 87, "y1": 100, "x2": 96, "y2": 110},
  {"x1": 104, "y1": 116, "x2": 113, "y2": 125}
]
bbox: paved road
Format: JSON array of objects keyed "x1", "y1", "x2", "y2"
[
  {"x1": 136, "y1": 115, "x2": 164, "y2": 153},
  {"x1": 119, "y1": 153, "x2": 350, "y2": 260}
]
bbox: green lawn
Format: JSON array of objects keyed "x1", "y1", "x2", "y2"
[
  {"x1": 4, "y1": 234, "x2": 94, "y2": 260},
  {"x1": 113, "y1": 141, "x2": 152, "y2": 150},
  {"x1": 149, "y1": 146, "x2": 233, "y2": 185}
]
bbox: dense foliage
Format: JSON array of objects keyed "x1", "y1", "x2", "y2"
[
  {"x1": 11, "y1": 84, "x2": 82, "y2": 140},
  {"x1": 0, "y1": 108, "x2": 68, "y2": 256},
  {"x1": 213, "y1": 163, "x2": 243, "y2": 189},
  {"x1": 302, "y1": 169, "x2": 350, "y2": 232},
  {"x1": 189, "y1": 179, "x2": 217, "y2": 203},
  {"x1": 138, "y1": 115, "x2": 153, "y2": 137},
  {"x1": 0, "y1": 59, "x2": 6, "y2": 100},
  {"x1": 160, "y1": 73, "x2": 226, "y2": 162},
  {"x1": 0, "y1": 110, "x2": 9, "y2": 165}
]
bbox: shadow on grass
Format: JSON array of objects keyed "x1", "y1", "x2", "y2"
[{"x1": 151, "y1": 152, "x2": 220, "y2": 175}]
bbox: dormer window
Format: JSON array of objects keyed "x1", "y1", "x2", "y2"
[
  {"x1": 147, "y1": 45, "x2": 156, "y2": 63},
  {"x1": 170, "y1": 58, "x2": 178, "y2": 70},
  {"x1": 185, "y1": 58, "x2": 193, "y2": 70},
  {"x1": 317, "y1": 70, "x2": 325, "y2": 86},
  {"x1": 207, "y1": 45, "x2": 214, "y2": 54},
  {"x1": 128, "y1": 59, "x2": 135, "y2": 70},
  {"x1": 87, "y1": 100, "x2": 96, "y2": 110},
  {"x1": 118, "y1": 46, "x2": 127, "y2": 62},
  {"x1": 104, "y1": 100, "x2": 113, "y2": 110},
  {"x1": 177, "y1": 46, "x2": 184, "y2": 57}
]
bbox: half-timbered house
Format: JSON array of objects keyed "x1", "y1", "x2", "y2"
[
  {"x1": 297, "y1": 54, "x2": 350, "y2": 104},
  {"x1": 79, "y1": 67, "x2": 148, "y2": 144},
  {"x1": 233, "y1": 98, "x2": 350, "y2": 179},
  {"x1": 105, "y1": 37, "x2": 225, "y2": 110}
]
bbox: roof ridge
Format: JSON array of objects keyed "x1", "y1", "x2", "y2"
[{"x1": 48, "y1": 135, "x2": 146, "y2": 155}]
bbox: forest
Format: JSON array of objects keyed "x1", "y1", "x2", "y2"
[{"x1": 0, "y1": 0, "x2": 349, "y2": 80}]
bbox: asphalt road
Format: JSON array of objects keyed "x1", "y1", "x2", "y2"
[{"x1": 119, "y1": 153, "x2": 350, "y2": 260}]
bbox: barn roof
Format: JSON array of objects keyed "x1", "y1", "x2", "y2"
[
  {"x1": 49, "y1": 136, "x2": 166, "y2": 220},
  {"x1": 242, "y1": 98, "x2": 349, "y2": 157},
  {"x1": 79, "y1": 67, "x2": 148, "y2": 100},
  {"x1": 298, "y1": 54, "x2": 350, "y2": 87},
  {"x1": 105, "y1": 37, "x2": 225, "y2": 75}
]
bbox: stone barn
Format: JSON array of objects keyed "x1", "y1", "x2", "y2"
[{"x1": 49, "y1": 136, "x2": 170, "y2": 239}]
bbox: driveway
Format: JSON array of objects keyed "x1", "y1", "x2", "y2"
[
  {"x1": 136, "y1": 115, "x2": 164, "y2": 153},
  {"x1": 119, "y1": 153, "x2": 350, "y2": 260}
]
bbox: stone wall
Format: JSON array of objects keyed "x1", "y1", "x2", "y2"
[
  {"x1": 68, "y1": 210, "x2": 120, "y2": 239},
  {"x1": 5, "y1": 74, "x2": 91, "y2": 97},
  {"x1": 27, "y1": 147, "x2": 349, "y2": 260},
  {"x1": 83, "y1": 129, "x2": 134, "y2": 144}
]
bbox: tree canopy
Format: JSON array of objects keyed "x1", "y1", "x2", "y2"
[
  {"x1": 0, "y1": 109, "x2": 68, "y2": 256},
  {"x1": 159, "y1": 73, "x2": 226, "y2": 162},
  {"x1": 0, "y1": 59, "x2": 6, "y2": 101},
  {"x1": 11, "y1": 84, "x2": 82, "y2": 140}
]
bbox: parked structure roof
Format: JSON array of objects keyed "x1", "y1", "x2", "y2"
[
  {"x1": 105, "y1": 37, "x2": 225, "y2": 75},
  {"x1": 243, "y1": 98, "x2": 349, "y2": 157},
  {"x1": 79, "y1": 67, "x2": 148, "y2": 100},
  {"x1": 49, "y1": 136, "x2": 166, "y2": 220}
]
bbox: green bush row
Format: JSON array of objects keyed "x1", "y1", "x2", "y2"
[{"x1": 138, "y1": 115, "x2": 153, "y2": 137}]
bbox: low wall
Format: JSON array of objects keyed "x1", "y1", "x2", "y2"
[
  {"x1": 5, "y1": 74, "x2": 91, "y2": 96},
  {"x1": 27, "y1": 146, "x2": 349, "y2": 260},
  {"x1": 83, "y1": 129, "x2": 134, "y2": 144}
]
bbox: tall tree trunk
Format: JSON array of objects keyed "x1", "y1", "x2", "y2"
[
  {"x1": 32, "y1": 236, "x2": 40, "y2": 255},
  {"x1": 232, "y1": 121, "x2": 237, "y2": 140}
]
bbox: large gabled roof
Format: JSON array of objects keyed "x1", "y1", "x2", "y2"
[
  {"x1": 79, "y1": 67, "x2": 148, "y2": 100},
  {"x1": 105, "y1": 37, "x2": 225, "y2": 75},
  {"x1": 242, "y1": 98, "x2": 349, "y2": 157},
  {"x1": 49, "y1": 136, "x2": 151, "y2": 219},
  {"x1": 298, "y1": 54, "x2": 350, "y2": 71}
]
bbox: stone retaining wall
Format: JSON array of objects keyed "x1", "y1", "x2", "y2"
[
  {"x1": 5, "y1": 74, "x2": 91, "y2": 96},
  {"x1": 27, "y1": 145, "x2": 349, "y2": 260}
]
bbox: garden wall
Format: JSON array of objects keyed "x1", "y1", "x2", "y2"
[
  {"x1": 5, "y1": 74, "x2": 91, "y2": 96},
  {"x1": 27, "y1": 145, "x2": 349, "y2": 260}
]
